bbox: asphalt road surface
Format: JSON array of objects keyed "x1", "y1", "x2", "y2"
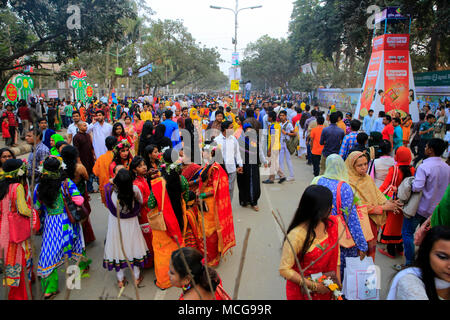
[{"x1": 1, "y1": 154, "x2": 405, "y2": 300}]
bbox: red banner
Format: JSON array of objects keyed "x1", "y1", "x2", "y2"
[
  {"x1": 359, "y1": 50, "x2": 383, "y2": 116},
  {"x1": 6, "y1": 84, "x2": 18, "y2": 101},
  {"x1": 384, "y1": 50, "x2": 410, "y2": 117},
  {"x1": 373, "y1": 34, "x2": 409, "y2": 52}
]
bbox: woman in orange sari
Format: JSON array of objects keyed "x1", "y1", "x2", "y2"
[
  {"x1": 191, "y1": 142, "x2": 236, "y2": 267},
  {"x1": 147, "y1": 148, "x2": 188, "y2": 289},
  {"x1": 79, "y1": 105, "x2": 87, "y2": 122},
  {"x1": 401, "y1": 114, "x2": 412, "y2": 146},
  {"x1": 180, "y1": 149, "x2": 202, "y2": 250}
]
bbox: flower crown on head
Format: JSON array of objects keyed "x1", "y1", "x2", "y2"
[
  {"x1": 202, "y1": 143, "x2": 218, "y2": 153},
  {"x1": 38, "y1": 155, "x2": 65, "y2": 179},
  {"x1": 113, "y1": 140, "x2": 131, "y2": 155},
  {"x1": 0, "y1": 161, "x2": 27, "y2": 181},
  {"x1": 159, "y1": 147, "x2": 182, "y2": 174}
]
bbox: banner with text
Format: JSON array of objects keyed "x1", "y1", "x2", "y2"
[
  {"x1": 384, "y1": 50, "x2": 410, "y2": 117},
  {"x1": 358, "y1": 51, "x2": 383, "y2": 117}
]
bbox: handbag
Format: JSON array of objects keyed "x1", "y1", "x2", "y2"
[
  {"x1": 282, "y1": 123, "x2": 298, "y2": 155},
  {"x1": 382, "y1": 166, "x2": 399, "y2": 200},
  {"x1": 147, "y1": 179, "x2": 167, "y2": 231},
  {"x1": 336, "y1": 181, "x2": 355, "y2": 248},
  {"x1": 6, "y1": 184, "x2": 31, "y2": 244},
  {"x1": 336, "y1": 181, "x2": 374, "y2": 245},
  {"x1": 61, "y1": 179, "x2": 88, "y2": 224},
  {"x1": 397, "y1": 176, "x2": 422, "y2": 218}
]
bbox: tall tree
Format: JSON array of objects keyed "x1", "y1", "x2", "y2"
[
  {"x1": 241, "y1": 35, "x2": 296, "y2": 91},
  {"x1": 0, "y1": 0, "x2": 136, "y2": 92}
]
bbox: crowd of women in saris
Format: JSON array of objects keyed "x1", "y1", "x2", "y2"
[{"x1": 0, "y1": 98, "x2": 240, "y2": 300}]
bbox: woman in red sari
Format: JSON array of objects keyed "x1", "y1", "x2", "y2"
[
  {"x1": 279, "y1": 184, "x2": 340, "y2": 300},
  {"x1": 189, "y1": 142, "x2": 236, "y2": 267},
  {"x1": 0, "y1": 159, "x2": 35, "y2": 300},
  {"x1": 112, "y1": 122, "x2": 134, "y2": 150},
  {"x1": 378, "y1": 146, "x2": 414, "y2": 259},
  {"x1": 170, "y1": 247, "x2": 231, "y2": 300},
  {"x1": 130, "y1": 156, "x2": 154, "y2": 268}
]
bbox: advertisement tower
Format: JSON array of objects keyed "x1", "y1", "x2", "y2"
[{"x1": 354, "y1": 7, "x2": 419, "y2": 122}]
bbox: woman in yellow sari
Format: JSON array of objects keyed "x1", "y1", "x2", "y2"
[
  {"x1": 147, "y1": 148, "x2": 189, "y2": 289},
  {"x1": 345, "y1": 151, "x2": 402, "y2": 261}
]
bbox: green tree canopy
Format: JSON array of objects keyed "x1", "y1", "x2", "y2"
[
  {"x1": 0, "y1": 0, "x2": 136, "y2": 92},
  {"x1": 241, "y1": 35, "x2": 296, "y2": 91}
]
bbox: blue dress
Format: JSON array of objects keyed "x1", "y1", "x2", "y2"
[
  {"x1": 317, "y1": 177, "x2": 368, "y2": 278},
  {"x1": 34, "y1": 179, "x2": 85, "y2": 278}
]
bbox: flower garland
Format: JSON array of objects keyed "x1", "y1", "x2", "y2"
[
  {"x1": 307, "y1": 275, "x2": 343, "y2": 300},
  {"x1": 38, "y1": 155, "x2": 66, "y2": 179},
  {"x1": 159, "y1": 146, "x2": 182, "y2": 174},
  {"x1": 0, "y1": 161, "x2": 27, "y2": 181},
  {"x1": 113, "y1": 140, "x2": 131, "y2": 156}
]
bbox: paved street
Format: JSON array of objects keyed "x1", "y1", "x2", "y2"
[{"x1": 1, "y1": 154, "x2": 404, "y2": 300}]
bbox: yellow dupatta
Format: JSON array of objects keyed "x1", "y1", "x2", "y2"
[{"x1": 345, "y1": 151, "x2": 387, "y2": 226}]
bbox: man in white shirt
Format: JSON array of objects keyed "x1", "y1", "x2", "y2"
[
  {"x1": 87, "y1": 110, "x2": 113, "y2": 158},
  {"x1": 214, "y1": 121, "x2": 243, "y2": 202},
  {"x1": 286, "y1": 102, "x2": 297, "y2": 121},
  {"x1": 67, "y1": 110, "x2": 81, "y2": 144},
  {"x1": 362, "y1": 109, "x2": 376, "y2": 133},
  {"x1": 278, "y1": 110, "x2": 296, "y2": 182}
]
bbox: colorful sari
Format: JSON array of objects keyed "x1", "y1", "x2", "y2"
[
  {"x1": 148, "y1": 177, "x2": 184, "y2": 289},
  {"x1": 285, "y1": 216, "x2": 339, "y2": 300},
  {"x1": 79, "y1": 107, "x2": 87, "y2": 122},
  {"x1": 0, "y1": 183, "x2": 33, "y2": 300},
  {"x1": 93, "y1": 150, "x2": 114, "y2": 206},
  {"x1": 133, "y1": 175, "x2": 154, "y2": 268},
  {"x1": 197, "y1": 162, "x2": 236, "y2": 267},
  {"x1": 34, "y1": 179, "x2": 85, "y2": 294},
  {"x1": 181, "y1": 163, "x2": 203, "y2": 250}
]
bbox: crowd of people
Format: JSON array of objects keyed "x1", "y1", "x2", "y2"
[{"x1": 0, "y1": 92, "x2": 449, "y2": 300}]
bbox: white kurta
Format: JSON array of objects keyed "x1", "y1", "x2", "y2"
[
  {"x1": 103, "y1": 186, "x2": 148, "y2": 268},
  {"x1": 88, "y1": 121, "x2": 113, "y2": 158}
]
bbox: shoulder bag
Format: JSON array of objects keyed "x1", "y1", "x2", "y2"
[
  {"x1": 147, "y1": 179, "x2": 167, "y2": 231},
  {"x1": 283, "y1": 122, "x2": 299, "y2": 155},
  {"x1": 381, "y1": 166, "x2": 399, "y2": 200},
  {"x1": 337, "y1": 181, "x2": 374, "y2": 244},
  {"x1": 62, "y1": 179, "x2": 88, "y2": 224},
  {"x1": 336, "y1": 181, "x2": 356, "y2": 248},
  {"x1": 6, "y1": 183, "x2": 31, "y2": 244}
]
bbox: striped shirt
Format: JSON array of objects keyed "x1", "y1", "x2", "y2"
[{"x1": 339, "y1": 131, "x2": 358, "y2": 160}]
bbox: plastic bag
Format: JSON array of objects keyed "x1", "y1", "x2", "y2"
[{"x1": 342, "y1": 257, "x2": 380, "y2": 300}]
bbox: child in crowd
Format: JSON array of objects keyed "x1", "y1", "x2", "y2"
[{"x1": 1, "y1": 116, "x2": 11, "y2": 146}]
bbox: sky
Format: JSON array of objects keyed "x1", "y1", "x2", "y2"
[{"x1": 147, "y1": 0, "x2": 294, "y2": 75}]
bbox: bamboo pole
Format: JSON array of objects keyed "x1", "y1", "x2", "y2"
[
  {"x1": 271, "y1": 210, "x2": 312, "y2": 300},
  {"x1": 198, "y1": 197, "x2": 216, "y2": 299},
  {"x1": 173, "y1": 235, "x2": 204, "y2": 300},
  {"x1": 232, "y1": 228, "x2": 251, "y2": 300},
  {"x1": 26, "y1": 127, "x2": 39, "y2": 300}
]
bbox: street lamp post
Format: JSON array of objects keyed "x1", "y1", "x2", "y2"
[{"x1": 210, "y1": 1, "x2": 262, "y2": 110}]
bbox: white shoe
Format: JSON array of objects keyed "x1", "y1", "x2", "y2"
[{"x1": 286, "y1": 177, "x2": 295, "y2": 182}]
